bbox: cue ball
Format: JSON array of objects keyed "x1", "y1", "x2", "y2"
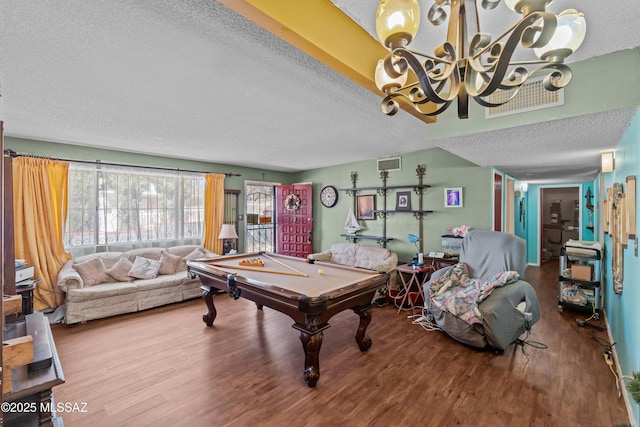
[{"x1": 318, "y1": 269, "x2": 324, "y2": 275}]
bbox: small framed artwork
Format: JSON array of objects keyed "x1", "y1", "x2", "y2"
[
  {"x1": 396, "y1": 191, "x2": 412, "y2": 211},
  {"x1": 356, "y1": 194, "x2": 376, "y2": 220},
  {"x1": 444, "y1": 187, "x2": 463, "y2": 208}
]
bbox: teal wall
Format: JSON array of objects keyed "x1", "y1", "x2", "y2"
[
  {"x1": 602, "y1": 110, "x2": 640, "y2": 423},
  {"x1": 581, "y1": 182, "x2": 596, "y2": 241},
  {"x1": 294, "y1": 147, "x2": 493, "y2": 263},
  {"x1": 514, "y1": 190, "x2": 527, "y2": 241}
]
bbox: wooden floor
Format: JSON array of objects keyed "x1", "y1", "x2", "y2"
[{"x1": 51, "y1": 260, "x2": 630, "y2": 426}]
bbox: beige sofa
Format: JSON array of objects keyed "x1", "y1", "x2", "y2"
[
  {"x1": 57, "y1": 245, "x2": 216, "y2": 324},
  {"x1": 307, "y1": 242, "x2": 398, "y2": 286}
]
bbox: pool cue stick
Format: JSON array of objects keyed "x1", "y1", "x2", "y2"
[
  {"x1": 208, "y1": 263, "x2": 307, "y2": 277},
  {"x1": 262, "y1": 253, "x2": 309, "y2": 277}
]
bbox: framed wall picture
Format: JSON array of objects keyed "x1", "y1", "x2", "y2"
[
  {"x1": 396, "y1": 191, "x2": 412, "y2": 211},
  {"x1": 356, "y1": 194, "x2": 376, "y2": 220},
  {"x1": 444, "y1": 187, "x2": 463, "y2": 208}
]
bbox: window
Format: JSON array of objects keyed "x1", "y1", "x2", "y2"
[
  {"x1": 65, "y1": 163, "x2": 205, "y2": 255},
  {"x1": 244, "y1": 182, "x2": 276, "y2": 252}
]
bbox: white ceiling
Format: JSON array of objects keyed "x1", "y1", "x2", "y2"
[{"x1": 0, "y1": 1, "x2": 639, "y2": 183}]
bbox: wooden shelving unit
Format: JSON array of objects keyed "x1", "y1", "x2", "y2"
[
  {"x1": 339, "y1": 234, "x2": 394, "y2": 245},
  {"x1": 338, "y1": 165, "x2": 431, "y2": 251}
]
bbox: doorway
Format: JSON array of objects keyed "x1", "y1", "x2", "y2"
[
  {"x1": 540, "y1": 186, "x2": 580, "y2": 262},
  {"x1": 275, "y1": 183, "x2": 313, "y2": 258},
  {"x1": 244, "y1": 181, "x2": 278, "y2": 252}
]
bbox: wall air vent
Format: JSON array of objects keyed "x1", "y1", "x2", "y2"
[
  {"x1": 377, "y1": 157, "x2": 401, "y2": 172},
  {"x1": 485, "y1": 78, "x2": 564, "y2": 119}
]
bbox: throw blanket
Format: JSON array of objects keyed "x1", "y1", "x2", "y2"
[{"x1": 430, "y1": 262, "x2": 519, "y2": 325}]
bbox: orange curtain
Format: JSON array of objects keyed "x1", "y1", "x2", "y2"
[
  {"x1": 13, "y1": 157, "x2": 72, "y2": 310},
  {"x1": 203, "y1": 173, "x2": 226, "y2": 254}
]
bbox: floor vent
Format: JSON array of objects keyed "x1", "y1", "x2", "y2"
[
  {"x1": 485, "y1": 78, "x2": 564, "y2": 119},
  {"x1": 377, "y1": 157, "x2": 401, "y2": 172}
]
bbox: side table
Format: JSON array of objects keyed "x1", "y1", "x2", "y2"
[
  {"x1": 395, "y1": 264, "x2": 436, "y2": 315},
  {"x1": 423, "y1": 255, "x2": 458, "y2": 271}
]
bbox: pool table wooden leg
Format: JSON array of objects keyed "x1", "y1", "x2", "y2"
[
  {"x1": 299, "y1": 331, "x2": 323, "y2": 388},
  {"x1": 353, "y1": 306, "x2": 373, "y2": 352},
  {"x1": 201, "y1": 285, "x2": 218, "y2": 326}
]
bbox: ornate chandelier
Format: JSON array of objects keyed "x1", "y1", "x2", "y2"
[{"x1": 374, "y1": 0, "x2": 586, "y2": 119}]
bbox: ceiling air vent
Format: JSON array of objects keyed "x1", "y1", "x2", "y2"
[
  {"x1": 377, "y1": 157, "x2": 401, "y2": 172},
  {"x1": 485, "y1": 78, "x2": 564, "y2": 119}
]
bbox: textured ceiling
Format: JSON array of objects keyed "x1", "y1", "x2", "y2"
[{"x1": 0, "y1": 1, "x2": 639, "y2": 183}]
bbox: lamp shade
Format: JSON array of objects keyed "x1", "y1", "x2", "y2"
[
  {"x1": 218, "y1": 223, "x2": 238, "y2": 240},
  {"x1": 375, "y1": 0, "x2": 420, "y2": 49},
  {"x1": 534, "y1": 9, "x2": 586, "y2": 62},
  {"x1": 375, "y1": 59, "x2": 408, "y2": 92}
]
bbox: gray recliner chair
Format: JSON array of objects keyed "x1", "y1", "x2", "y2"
[{"x1": 423, "y1": 230, "x2": 540, "y2": 351}]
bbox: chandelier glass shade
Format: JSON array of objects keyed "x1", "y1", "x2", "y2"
[{"x1": 374, "y1": 0, "x2": 586, "y2": 119}]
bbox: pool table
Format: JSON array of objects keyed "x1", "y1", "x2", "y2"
[{"x1": 186, "y1": 252, "x2": 388, "y2": 387}]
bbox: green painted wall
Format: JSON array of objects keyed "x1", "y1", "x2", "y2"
[{"x1": 293, "y1": 147, "x2": 492, "y2": 263}]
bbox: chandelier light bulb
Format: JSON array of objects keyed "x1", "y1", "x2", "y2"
[
  {"x1": 375, "y1": 59, "x2": 408, "y2": 92},
  {"x1": 534, "y1": 9, "x2": 586, "y2": 62},
  {"x1": 375, "y1": 0, "x2": 421, "y2": 50}
]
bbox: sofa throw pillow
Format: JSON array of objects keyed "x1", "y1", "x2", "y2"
[
  {"x1": 74, "y1": 258, "x2": 110, "y2": 287},
  {"x1": 106, "y1": 257, "x2": 135, "y2": 282},
  {"x1": 158, "y1": 251, "x2": 182, "y2": 275},
  {"x1": 128, "y1": 256, "x2": 162, "y2": 280}
]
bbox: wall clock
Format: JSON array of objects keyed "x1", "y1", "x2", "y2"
[{"x1": 320, "y1": 185, "x2": 338, "y2": 208}]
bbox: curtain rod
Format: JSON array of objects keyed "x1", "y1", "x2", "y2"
[{"x1": 4, "y1": 149, "x2": 241, "y2": 177}]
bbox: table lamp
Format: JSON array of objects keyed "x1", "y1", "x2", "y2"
[
  {"x1": 408, "y1": 234, "x2": 423, "y2": 265},
  {"x1": 219, "y1": 223, "x2": 239, "y2": 254}
]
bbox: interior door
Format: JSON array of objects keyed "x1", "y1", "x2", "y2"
[
  {"x1": 276, "y1": 183, "x2": 313, "y2": 257},
  {"x1": 494, "y1": 173, "x2": 503, "y2": 231},
  {"x1": 505, "y1": 177, "x2": 515, "y2": 234}
]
